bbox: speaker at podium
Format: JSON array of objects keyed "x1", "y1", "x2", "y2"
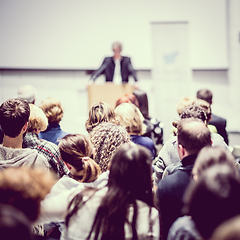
[{"x1": 87, "y1": 83, "x2": 135, "y2": 109}]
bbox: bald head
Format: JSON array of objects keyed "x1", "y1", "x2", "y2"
[{"x1": 177, "y1": 118, "x2": 212, "y2": 155}]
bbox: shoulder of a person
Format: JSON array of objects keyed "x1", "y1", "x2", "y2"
[{"x1": 211, "y1": 114, "x2": 227, "y2": 124}]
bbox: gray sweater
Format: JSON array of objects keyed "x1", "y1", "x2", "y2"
[{"x1": 0, "y1": 144, "x2": 50, "y2": 170}]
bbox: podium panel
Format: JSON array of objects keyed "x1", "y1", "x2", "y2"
[{"x1": 88, "y1": 83, "x2": 134, "y2": 109}]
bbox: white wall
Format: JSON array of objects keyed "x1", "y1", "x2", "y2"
[{"x1": 0, "y1": 0, "x2": 227, "y2": 69}]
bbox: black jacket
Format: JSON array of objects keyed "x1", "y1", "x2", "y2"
[{"x1": 91, "y1": 56, "x2": 138, "y2": 83}]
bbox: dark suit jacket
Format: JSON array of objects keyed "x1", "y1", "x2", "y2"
[
  {"x1": 91, "y1": 56, "x2": 138, "y2": 83},
  {"x1": 209, "y1": 114, "x2": 228, "y2": 145}
]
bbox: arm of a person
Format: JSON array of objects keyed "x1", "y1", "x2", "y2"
[
  {"x1": 90, "y1": 58, "x2": 108, "y2": 81},
  {"x1": 127, "y1": 58, "x2": 138, "y2": 82}
]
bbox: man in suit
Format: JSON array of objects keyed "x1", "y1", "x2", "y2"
[
  {"x1": 89, "y1": 42, "x2": 138, "y2": 86},
  {"x1": 196, "y1": 88, "x2": 229, "y2": 145}
]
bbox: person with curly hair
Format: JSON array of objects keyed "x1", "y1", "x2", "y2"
[
  {"x1": 39, "y1": 97, "x2": 69, "y2": 145},
  {"x1": 89, "y1": 122, "x2": 131, "y2": 172},
  {"x1": 85, "y1": 102, "x2": 118, "y2": 133},
  {"x1": 62, "y1": 144, "x2": 160, "y2": 240}
]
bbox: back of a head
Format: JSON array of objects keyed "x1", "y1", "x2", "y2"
[
  {"x1": 27, "y1": 104, "x2": 48, "y2": 133},
  {"x1": 59, "y1": 134, "x2": 100, "y2": 182},
  {"x1": 176, "y1": 96, "x2": 196, "y2": 116},
  {"x1": 184, "y1": 164, "x2": 240, "y2": 239},
  {"x1": 17, "y1": 84, "x2": 37, "y2": 104},
  {"x1": 89, "y1": 122, "x2": 130, "y2": 172},
  {"x1": 177, "y1": 118, "x2": 212, "y2": 154},
  {"x1": 180, "y1": 104, "x2": 208, "y2": 124},
  {"x1": 39, "y1": 97, "x2": 63, "y2": 124},
  {"x1": 0, "y1": 98, "x2": 30, "y2": 138},
  {"x1": 115, "y1": 94, "x2": 140, "y2": 109},
  {"x1": 196, "y1": 88, "x2": 213, "y2": 105},
  {"x1": 108, "y1": 143, "x2": 153, "y2": 206},
  {"x1": 114, "y1": 102, "x2": 145, "y2": 135},
  {"x1": 85, "y1": 102, "x2": 117, "y2": 133},
  {"x1": 193, "y1": 98, "x2": 212, "y2": 123},
  {"x1": 133, "y1": 89, "x2": 150, "y2": 119},
  {"x1": 0, "y1": 167, "x2": 56, "y2": 222},
  {"x1": 192, "y1": 146, "x2": 238, "y2": 178},
  {"x1": 0, "y1": 204, "x2": 32, "y2": 240}
]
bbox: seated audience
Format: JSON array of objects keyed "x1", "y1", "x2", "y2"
[
  {"x1": 0, "y1": 98, "x2": 49, "y2": 170},
  {"x1": 39, "y1": 97, "x2": 68, "y2": 145},
  {"x1": 167, "y1": 146, "x2": 239, "y2": 240},
  {"x1": 61, "y1": 144, "x2": 160, "y2": 240},
  {"x1": 89, "y1": 122, "x2": 131, "y2": 172},
  {"x1": 197, "y1": 88, "x2": 229, "y2": 145},
  {"x1": 156, "y1": 118, "x2": 212, "y2": 240},
  {"x1": 37, "y1": 125, "x2": 130, "y2": 231},
  {"x1": 115, "y1": 102, "x2": 156, "y2": 159},
  {"x1": 23, "y1": 104, "x2": 69, "y2": 178},
  {"x1": 153, "y1": 101, "x2": 229, "y2": 187},
  {"x1": 0, "y1": 167, "x2": 56, "y2": 238},
  {"x1": 85, "y1": 101, "x2": 118, "y2": 133}
]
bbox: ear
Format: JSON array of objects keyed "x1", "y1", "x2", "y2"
[
  {"x1": 178, "y1": 144, "x2": 187, "y2": 159},
  {"x1": 65, "y1": 162, "x2": 72, "y2": 170},
  {"x1": 22, "y1": 122, "x2": 28, "y2": 133}
]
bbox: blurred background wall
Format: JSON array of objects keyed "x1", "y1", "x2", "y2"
[{"x1": 0, "y1": 0, "x2": 239, "y2": 144}]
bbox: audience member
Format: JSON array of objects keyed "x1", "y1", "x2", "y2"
[
  {"x1": 167, "y1": 146, "x2": 239, "y2": 240},
  {"x1": 116, "y1": 91, "x2": 164, "y2": 148},
  {"x1": 156, "y1": 118, "x2": 212, "y2": 240},
  {"x1": 89, "y1": 122, "x2": 131, "y2": 172},
  {"x1": 115, "y1": 102, "x2": 156, "y2": 159},
  {"x1": 61, "y1": 144, "x2": 160, "y2": 240},
  {"x1": 0, "y1": 84, "x2": 37, "y2": 144},
  {"x1": 39, "y1": 97, "x2": 68, "y2": 145},
  {"x1": 89, "y1": 41, "x2": 138, "y2": 86},
  {"x1": 0, "y1": 98, "x2": 49, "y2": 170},
  {"x1": 38, "y1": 124, "x2": 130, "y2": 228},
  {"x1": 85, "y1": 101, "x2": 118, "y2": 133},
  {"x1": 36, "y1": 134, "x2": 102, "y2": 238},
  {"x1": 0, "y1": 167, "x2": 55, "y2": 223},
  {"x1": 17, "y1": 84, "x2": 37, "y2": 104},
  {"x1": 59, "y1": 134, "x2": 101, "y2": 183},
  {"x1": 23, "y1": 104, "x2": 69, "y2": 178},
  {"x1": 153, "y1": 102, "x2": 229, "y2": 186},
  {"x1": 0, "y1": 204, "x2": 33, "y2": 240},
  {"x1": 197, "y1": 88, "x2": 229, "y2": 144},
  {"x1": 182, "y1": 164, "x2": 240, "y2": 239}
]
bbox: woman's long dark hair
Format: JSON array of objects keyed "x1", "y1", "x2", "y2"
[{"x1": 66, "y1": 143, "x2": 154, "y2": 240}]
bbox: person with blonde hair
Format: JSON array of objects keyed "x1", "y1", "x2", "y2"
[
  {"x1": 39, "y1": 97, "x2": 68, "y2": 145},
  {"x1": 85, "y1": 102, "x2": 118, "y2": 133},
  {"x1": 115, "y1": 102, "x2": 156, "y2": 160},
  {"x1": 23, "y1": 104, "x2": 69, "y2": 178}
]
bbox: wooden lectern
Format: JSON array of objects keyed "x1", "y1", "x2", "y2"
[{"x1": 87, "y1": 83, "x2": 135, "y2": 109}]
